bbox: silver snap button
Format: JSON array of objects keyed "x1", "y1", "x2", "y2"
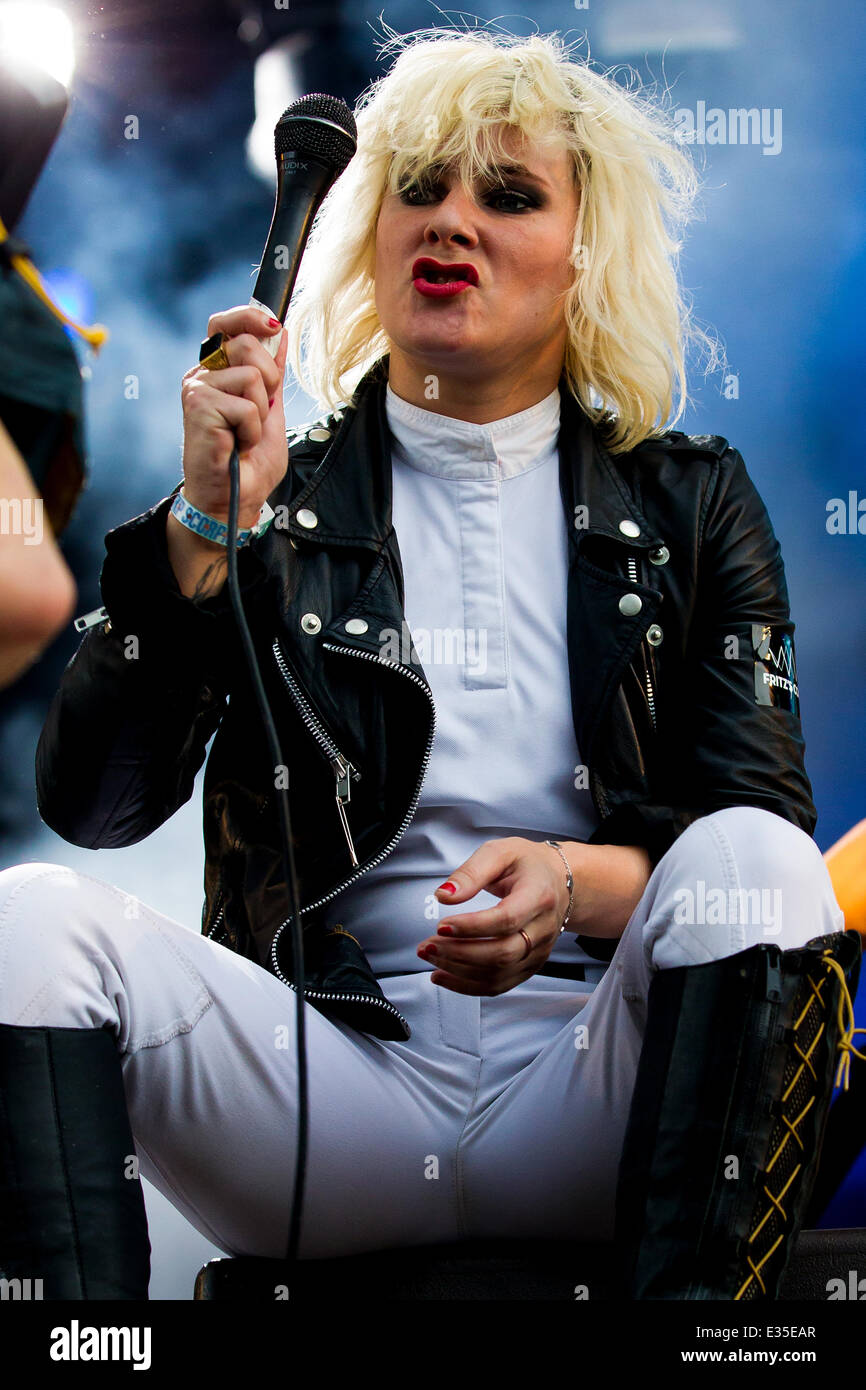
[
  {"x1": 308, "y1": 427, "x2": 332, "y2": 442},
  {"x1": 345, "y1": 618, "x2": 369, "y2": 635},
  {"x1": 301, "y1": 613, "x2": 322, "y2": 634},
  {"x1": 618, "y1": 593, "x2": 643, "y2": 617},
  {"x1": 295, "y1": 508, "x2": 318, "y2": 528},
  {"x1": 648, "y1": 545, "x2": 670, "y2": 566},
  {"x1": 618, "y1": 519, "x2": 641, "y2": 538},
  {"x1": 646, "y1": 624, "x2": 663, "y2": 646}
]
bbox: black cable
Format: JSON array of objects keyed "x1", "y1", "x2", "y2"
[{"x1": 225, "y1": 438, "x2": 308, "y2": 1266}]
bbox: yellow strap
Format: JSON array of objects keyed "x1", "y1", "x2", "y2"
[
  {"x1": 734, "y1": 949, "x2": 865, "y2": 1300},
  {"x1": 735, "y1": 1231, "x2": 785, "y2": 1299},
  {"x1": 327, "y1": 923, "x2": 362, "y2": 948},
  {"x1": 750, "y1": 1162, "x2": 801, "y2": 1243},
  {"x1": 822, "y1": 951, "x2": 866, "y2": 1091},
  {"x1": 0, "y1": 213, "x2": 108, "y2": 352}
]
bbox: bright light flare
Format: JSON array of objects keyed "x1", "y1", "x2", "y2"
[
  {"x1": 0, "y1": 3, "x2": 75, "y2": 88},
  {"x1": 246, "y1": 34, "x2": 310, "y2": 184}
]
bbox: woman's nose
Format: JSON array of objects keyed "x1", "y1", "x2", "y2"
[{"x1": 421, "y1": 188, "x2": 480, "y2": 247}]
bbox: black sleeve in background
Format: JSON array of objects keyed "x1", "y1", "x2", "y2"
[{"x1": 35, "y1": 483, "x2": 273, "y2": 849}]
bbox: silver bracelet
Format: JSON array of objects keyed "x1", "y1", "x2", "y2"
[{"x1": 544, "y1": 839, "x2": 574, "y2": 933}]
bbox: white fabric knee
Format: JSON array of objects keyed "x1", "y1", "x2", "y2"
[
  {"x1": 0, "y1": 862, "x2": 213, "y2": 1049},
  {"x1": 639, "y1": 806, "x2": 846, "y2": 973}
]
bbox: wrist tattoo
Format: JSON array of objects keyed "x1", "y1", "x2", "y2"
[{"x1": 191, "y1": 554, "x2": 228, "y2": 605}]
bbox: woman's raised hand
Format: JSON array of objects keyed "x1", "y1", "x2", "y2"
[{"x1": 180, "y1": 305, "x2": 289, "y2": 530}]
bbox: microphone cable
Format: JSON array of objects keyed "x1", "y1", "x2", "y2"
[
  {"x1": 225, "y1": 437, "x2": 309, "y2": 1267},
  {"x1": 201, "y1": 92, "x2": 357, "y2": 1271}
]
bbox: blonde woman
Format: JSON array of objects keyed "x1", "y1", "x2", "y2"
[{"x1": 0, "y1": 28, "x2": 860, "y2": 1301}]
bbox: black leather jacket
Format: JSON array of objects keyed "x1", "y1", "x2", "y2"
[{"x1": 35, "y1": 354, "x2": 816, "y2": 1040}]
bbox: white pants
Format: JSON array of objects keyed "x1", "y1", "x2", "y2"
[{"x1": 0, "y1": 807, "x2": 845, "y2": 1260}]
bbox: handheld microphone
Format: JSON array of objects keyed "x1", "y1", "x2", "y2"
[
  {"x1": 198, "y1": 94, "x2": 357, "y2": 1268},
  {"x1": 200, "y1": 93, "x2": 357, "y2": 361}
]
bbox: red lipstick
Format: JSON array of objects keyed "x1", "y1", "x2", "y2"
[{"x1": 412, "y1": 257, "x2": 479, "y2": 298}]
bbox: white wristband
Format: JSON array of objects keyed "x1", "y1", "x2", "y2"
[{"x1": 170, "y1": 490, "x2": 275, "y2": 547}]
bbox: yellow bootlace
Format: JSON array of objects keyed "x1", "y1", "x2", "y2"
[
  {"x1": 734, "y1": 947, "x2": 866, "y2": 1299},
  {"x1": 823, "y1": 952, "x2": 866, "y2": 1090},
  {"x1": 0, "y1": 213, "x2": 108, "y2": 352}
]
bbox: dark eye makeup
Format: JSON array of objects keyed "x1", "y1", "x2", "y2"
[{"x1": 397, "y1": 178, "x2": 541, "y2": 212}]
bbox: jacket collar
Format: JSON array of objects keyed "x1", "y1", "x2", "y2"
[{"x1": 283, "y1": 353, "x2": 664, "y2": 551}]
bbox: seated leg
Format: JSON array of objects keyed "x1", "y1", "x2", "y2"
[
  {"x1": 0, "y1": 861, "x2": 498, "y2": 1293},
  {"x1": 613, "y1": 807, "x2": 863, "y2": 1300}
]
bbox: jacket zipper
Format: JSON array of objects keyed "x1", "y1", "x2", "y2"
[
  {"x1": 267, "y1": 642, "x2": 437, "y2": 1009},
  {"x1": 209, "y1": 877, "x2": 406, "y2": 1021},
  {"x1": 627, "y1": 555, "x2": 657, "y2": 732},
  {"x1": 272, "y1": 639, "x2": 362, "y2": 866},
  {"x1": 207, "y1": 872, "x2": 410, "y2": 1025},
  {"x1": 206, "y1": 892, "x2": 227, "y2": 941}
]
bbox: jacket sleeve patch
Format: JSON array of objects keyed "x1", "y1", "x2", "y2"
[{"x1": 752, "y1": 624, "x2": 799, "y2": 715}]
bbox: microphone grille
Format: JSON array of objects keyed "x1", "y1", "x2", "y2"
[{"x1": 275, "y1": 95, "x2": 357, "y2": 172}]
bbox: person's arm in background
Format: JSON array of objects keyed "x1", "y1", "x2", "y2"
[{"x1": 0, "y1": 416, "x2": 77, "y2": 691}]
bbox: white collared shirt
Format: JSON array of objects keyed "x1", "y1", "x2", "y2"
[{"x1": 319, "y1": 381, "x2": 603, "y2": 979}]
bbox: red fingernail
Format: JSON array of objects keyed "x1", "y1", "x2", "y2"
[
  {"x1": 425, "y1": 943, "x2": 438, "y2": 955},
  {"x1": 268, "y1": 317, "x2": 280, "y2": 327},
  {"x1": 268, "y1": 397, "x2": 275, "y2": 408},
  {"x1": 437, "y1": 925, "x2": 453, "y2": 936},
  {"x1": 437, "y1": 882, "x2": 457, "y2": 895}
]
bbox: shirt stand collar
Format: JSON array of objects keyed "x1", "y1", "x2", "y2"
[{"x1": 385, "y1": 381, "x2": 561, "y2": 481}]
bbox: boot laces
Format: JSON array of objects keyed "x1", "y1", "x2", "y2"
[
  {"x1": 821, "y1": 952, "x2": 866, "y2": 1091},
  {"x1": 734, "y1": 946, "x2": 865, "y2": 1300}
]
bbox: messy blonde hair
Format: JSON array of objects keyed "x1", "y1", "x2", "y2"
[{"x1": 285, "y1": 24, "x2": 718, "y2": 452}]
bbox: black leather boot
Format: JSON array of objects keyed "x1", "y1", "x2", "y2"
[
  {"x1": 0, "y1": 1021, "x2": 151, "y2": 1299},
  {"x1": 614, "y1": 929, "x2": 864, "y2": 1300}
]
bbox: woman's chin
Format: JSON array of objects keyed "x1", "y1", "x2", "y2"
[{"x1": 392, "y1": 329, "x2": 486, "y2": 367}]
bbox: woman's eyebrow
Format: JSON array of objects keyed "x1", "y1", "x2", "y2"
[
  {"x1": 407, "y1": 159, "x2": 552, "y2": 190},
  {"x1": 487, "y1": 161, "x2": 552, "y2": 188}
]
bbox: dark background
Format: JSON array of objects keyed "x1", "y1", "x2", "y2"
[{"x1": 1, "y1": 0, "x2": 863, "y2": 1296}]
